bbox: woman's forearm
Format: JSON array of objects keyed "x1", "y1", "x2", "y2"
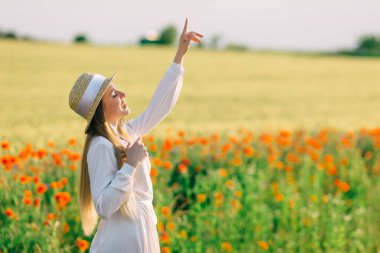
[{"x1": 173, "y1": 51, "x2": 184, "y2": 65}]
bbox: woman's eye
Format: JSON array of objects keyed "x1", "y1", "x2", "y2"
[{"x1": 112, "y1": 92, "x2": 116, "y2": 97}]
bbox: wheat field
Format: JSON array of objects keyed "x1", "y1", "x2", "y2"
[{"x1": 1, "y1": 40, "x2": 380, "y2": 147}]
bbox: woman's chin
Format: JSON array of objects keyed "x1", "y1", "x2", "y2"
[{"x1": 123, "y1": 108, "x2": 131, "y2": 115}]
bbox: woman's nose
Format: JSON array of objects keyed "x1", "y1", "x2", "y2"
[{"x1": 119, "y1": 91, "x2": 126, "y2": 98}]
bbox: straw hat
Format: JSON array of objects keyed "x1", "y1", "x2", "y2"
[{"x1": 69, "y1": 72, "x2": 116, "y2": 134}]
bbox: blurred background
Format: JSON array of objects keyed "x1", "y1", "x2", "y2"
[
  {"x1": 2, "y1": 0, "x2": 380, "y2": 51},
  {"x1": 1, "y1": 0, "x2": 380, "y2": 145},
  {"x1": 1, "y1": 1, "x2": 380, "y2": 252}
]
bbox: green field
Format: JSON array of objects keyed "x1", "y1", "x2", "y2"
[{"x1": 1, "y1": 40, "x2": 380, "y2": 146}]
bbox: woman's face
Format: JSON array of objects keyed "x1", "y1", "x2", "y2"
[{"x1": 102, "y1": 83, "x2": 130, "y2": 123}]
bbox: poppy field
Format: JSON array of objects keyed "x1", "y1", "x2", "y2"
[{"x1": 1, "y1": 127, "x2": 380, "y2": 252}]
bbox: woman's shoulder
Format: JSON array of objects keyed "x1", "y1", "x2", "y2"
[
  {"x1": 89, "y1": 135, "x2": 114, "y2": 150},
  {"x1": 87, "y1": 136, "x2": 117, "y2": 167}
]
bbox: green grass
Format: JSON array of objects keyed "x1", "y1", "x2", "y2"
[{"x1": 1, "y1": 40, "x2": 380, "y2": 148}]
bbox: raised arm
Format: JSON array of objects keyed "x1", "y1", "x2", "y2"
[
  {"x1": 125, "y1": 18, "x2": 203, "y2": 142},
  {"x1": 124, "y1": 63, "x2": 184, "y2": 141}
]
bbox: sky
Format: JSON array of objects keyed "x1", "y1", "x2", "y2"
[{"x1": 1, "y1": 0, "x2": 380, "y2": 51}]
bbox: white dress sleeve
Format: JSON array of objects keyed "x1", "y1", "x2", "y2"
[
  {"x1": 125, "y1": 62, "x2": 185, "y2": 142},
  {"x1": 87, "y1": 140, "x2": 136, "y2": 220}
]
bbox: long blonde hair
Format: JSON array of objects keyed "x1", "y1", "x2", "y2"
[{"x1": 79, "y1": 100, "x2": 138, "y2": 236}]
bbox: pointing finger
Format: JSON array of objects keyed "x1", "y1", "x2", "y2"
[{"x1": 182, "y1": 17, "x2": 188, "y2": 35}]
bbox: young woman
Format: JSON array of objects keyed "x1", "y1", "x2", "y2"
[{"x1": 68, "y1": 18, "x2": 202, "y2": 253}]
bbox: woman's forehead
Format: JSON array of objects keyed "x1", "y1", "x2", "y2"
[{"x1": 106, "y1": 84, "x2": 116, "y2": 92}]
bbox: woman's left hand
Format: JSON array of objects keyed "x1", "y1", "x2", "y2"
[{"x1": 174, "y1": 18, "x2": 203, "y2": 64}]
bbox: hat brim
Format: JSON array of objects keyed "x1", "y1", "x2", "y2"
[{"x1": 84, "y1": 73, "x2": 117, "y2": 134}]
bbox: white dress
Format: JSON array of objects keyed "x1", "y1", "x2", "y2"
[{"x1": 87, "y1": 62, "x2": 184, "y2": 253}]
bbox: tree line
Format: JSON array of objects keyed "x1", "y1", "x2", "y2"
[
  {"x1": 1, "y1": 26, "x2": 380, "y2": 55},
  {"x1": 337, "y1": 35, "x2": 380, "y2": 57}
]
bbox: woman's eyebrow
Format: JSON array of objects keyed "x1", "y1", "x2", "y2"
[{"x1": 107, "y1": 88, "x2": 114, "y2": 97}]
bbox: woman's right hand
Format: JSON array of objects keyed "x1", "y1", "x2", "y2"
[
  {"x1": 125, "y1": 137, "x2": 148, "y2": 168},
  {"x1": 174, "y1": 18, "x2": 203, "y2": 64}
]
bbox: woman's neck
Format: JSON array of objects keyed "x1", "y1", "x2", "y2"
[
  {"x1": 108, "y1": 122, "x2": 119, "y2": 136},
  {"x1": 108, "y1": 121, "x2": 129, "y2": 142}
]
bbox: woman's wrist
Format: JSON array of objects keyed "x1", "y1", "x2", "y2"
[
  {"x1": 126, "y1": 161, "x2": 138, "y2": 168},
  {"x1": 173, "y1": 51, "x2": 184, "y2": 65}
]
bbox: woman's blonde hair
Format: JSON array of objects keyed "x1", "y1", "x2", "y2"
[{"x1": 79, "y1": 100, "x2": 138, "y2": 236}]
